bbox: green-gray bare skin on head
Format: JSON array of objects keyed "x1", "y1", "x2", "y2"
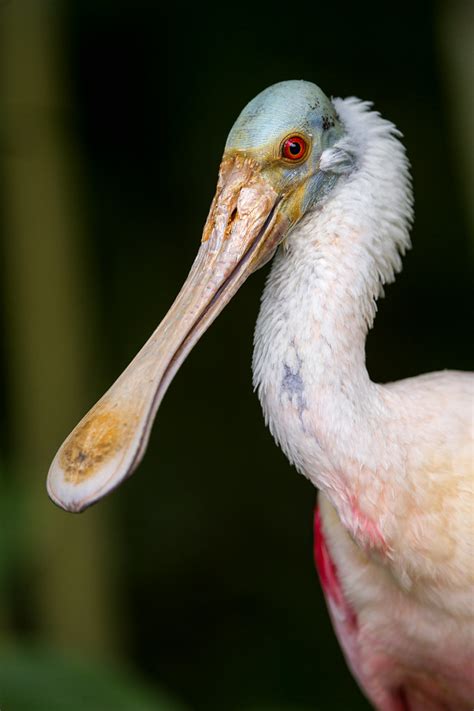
[
  {"x1": 225, "y1": 80, "x2": 348, "y2": 224},
  {"x1": 226, "y1": 80, "x2": 344, "y2": 154}
]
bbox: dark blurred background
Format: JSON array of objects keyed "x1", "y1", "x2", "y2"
[{"x1": 0, "y1": 1, "x2": 472, "y2": 709}]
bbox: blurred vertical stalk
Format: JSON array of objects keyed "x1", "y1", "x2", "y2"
[
  {"x1": 438, "y1": 0, "x2": 474, "y2": 245},
  {"x1": 1, "y1": 2, "x2": 118, "y2": 654}
]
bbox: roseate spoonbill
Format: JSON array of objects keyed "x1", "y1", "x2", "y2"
[{"x1": 47, "y1": 81, "x2": 474, "y2": 710}]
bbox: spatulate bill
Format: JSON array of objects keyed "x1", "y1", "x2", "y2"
[{"x1": 47, "y1": 154, "x2": 287, "y2": 512}]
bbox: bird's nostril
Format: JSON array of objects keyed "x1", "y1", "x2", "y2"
[{"x1": 225, "y1": 207, "x2": 238, "y2": 238}]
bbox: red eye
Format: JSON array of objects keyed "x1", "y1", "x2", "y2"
[{"x1": 281, "y1": 135, "x2": 308, "y2": 161}]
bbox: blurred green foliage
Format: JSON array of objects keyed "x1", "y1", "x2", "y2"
[
  {"x1": 0, "y1": 468, "x2": 26, "y2": 599},
  {"x1": 0, "y1": 644, "x2": 188, "y2": 711}
]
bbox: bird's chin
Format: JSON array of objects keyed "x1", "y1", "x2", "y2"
[{"x1": 47, "y1": 152, "x2": 290, "y2": 512}]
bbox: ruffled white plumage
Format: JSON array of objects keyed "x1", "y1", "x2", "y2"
[{"x1": 253, "y1": 97, "x2": 473, "y2": 709}]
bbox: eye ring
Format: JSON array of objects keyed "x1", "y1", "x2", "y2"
[{"x1": 281, "y1": 134, "x2": 309, "y2": 163}]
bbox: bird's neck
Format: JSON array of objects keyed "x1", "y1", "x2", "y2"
[
  {"x1": 252, "y1": 97, "x2": 413, "y2": 550},
  {"x1": 252, "y1": 213, "x2": 379, "y2": 476}
]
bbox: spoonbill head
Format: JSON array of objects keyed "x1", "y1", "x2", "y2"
[{"x1": 47, "y1": 80, "x2": 351, "y2": 512}]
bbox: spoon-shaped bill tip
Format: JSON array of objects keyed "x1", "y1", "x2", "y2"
[{"x1": 47, "y1": 154, "x2": 288, "y2": 512}]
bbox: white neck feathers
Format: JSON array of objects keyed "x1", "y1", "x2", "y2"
[
  {"x1": 252, "y1": 97, "x2": 413, "y2": 496},
  {"x1": 316, "y1": 96, "x2": 413, "y2": 328}
]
